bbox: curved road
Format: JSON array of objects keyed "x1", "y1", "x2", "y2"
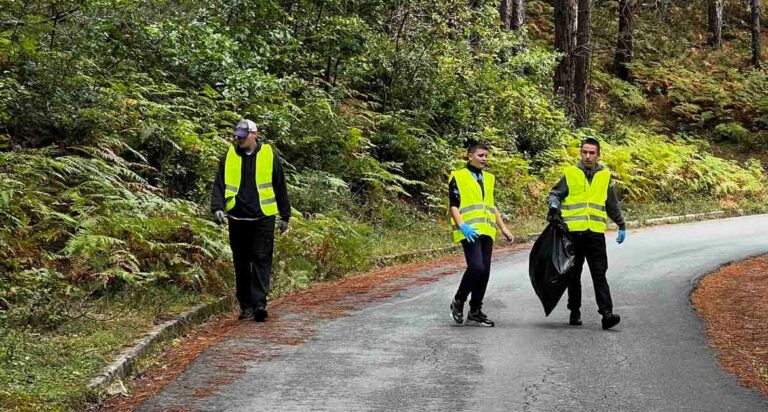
[{"x1": 139, "y1": 215, "x2": 768, "y2": 411}]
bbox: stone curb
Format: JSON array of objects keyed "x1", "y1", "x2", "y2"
[
  {"x1": 622, "y1": 210, "x2": 726, "y2": 228},
  {"x1": 87, "y1": 295, "x2": 235, "y2": 400},
  {"x1": 369, "y1": 244, "x2": 463, "y2": 267},
  {"x1": 87, "y1": 209, "x2": 729, "y2": 401}
]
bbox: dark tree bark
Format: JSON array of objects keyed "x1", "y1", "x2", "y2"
[
  {"x1": 500, "y1": 0, "x2": 512, "y2": 29},
  {"x1": 751, "y1": 0, "x2": 761, "y2": 68},
  {"x1": 501, "y1": 0, "x2": 524, "y2": 30},
  {"x1": 658, "y1": 0, "x2": 670, "y2": 22},
  {"x1": 614, "y1": 0, "x2": 635, "y2": 82},
  {"x1": 554, "y1": 0, "x2": 578, "y2": 98},
  {"x1": 49, "y1": 2, "x2": 58, "y2": 51},
  {"x1": 708, "y1": 0, "x2": 723, "y2": 48},
  {"x1": 511, "y1": 0, "x2": 525, "y2": 29},
  {"x1": 470, "y1": 0, "x2": 480, "y2": 48},
  {"x1": 574, "y1": 0, "x2": 592, "y2": 126},
  {"x1": 324, "y1": 56, "x2": 332, "y2": 84}
]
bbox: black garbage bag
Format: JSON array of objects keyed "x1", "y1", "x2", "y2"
[{"x1": 529, "y1": 216, "x2": 575, "y2": 316}]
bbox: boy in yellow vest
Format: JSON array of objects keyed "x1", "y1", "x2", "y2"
[
  {"x1": 547, "y1": 137, "x2": 625, "y2": 330},
  {"x1": 449, "y1": 142, "x2": 514, "y2": 327},
  {"x1": 211, "y1": 119, "x2": 291, "y2": 322}
]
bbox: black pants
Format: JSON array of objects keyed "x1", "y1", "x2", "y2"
[
  {"x1": 567, "y1": 230, "x2": 613, "y2": 315},
  {"x1": 455, "y1": 235, "x2": 494, "y2": 310},
  {"x1": 228, "y1": 217, "x2": 275, "y2": 310}
]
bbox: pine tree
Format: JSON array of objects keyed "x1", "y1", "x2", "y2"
[
  {"x1": 751, "y1": 0, "x2": 762, "y2": 67},
  {"x1": 708, "y1": 0, "x2": 723, "y2": 48},
  {"x1": 554, "y1": 0, "x2": 578, "y2": 97},
  {"x1": 614, "y1": 0, "x2": 635, "y2": 82},
  {"x1": 574, "y1": 0, "x2": 592, "y2": 126}
]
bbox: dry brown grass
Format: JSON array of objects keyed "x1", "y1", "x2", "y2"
[{"x1": 692, "y1": 254, "x2": 768, "y2": 397}]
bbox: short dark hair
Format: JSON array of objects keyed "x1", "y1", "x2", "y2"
[
  {"x1": 580, "y1": 137, "x2": 601, "y2": 154},
  {"x1": 467, "y1": 141, "x2": 489, "y2": 153}
]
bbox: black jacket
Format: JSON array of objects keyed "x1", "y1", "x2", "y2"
[
  {"x1": 210, "y1": 142, "x2": 291, "y2": 222},
  {"x1": 547, "y1": 162, "x2": 625, "y2": 230}
]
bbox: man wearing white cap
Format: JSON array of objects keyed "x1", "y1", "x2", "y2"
[{"x1": 211, "y1": 119, "x2": 291, "y2": 322}]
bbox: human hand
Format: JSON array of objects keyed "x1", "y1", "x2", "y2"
[
  {"x1": 459, "y1": 223, "x2": 479, "y2": 243},
  {"x1": 548, "y1": 200, "x2": 559, "y2": 210},
  {"x1": 214, "y1": 210, "x2": 226, "y2": 224},
  {"x1": 278, "y1": 219, "x2": 289, "y2": 234},
  {"x1": 547, "y1": 206, "x2": 562, "y2": 223},
  {"x1": 501, "y1": 228, "x2": 514, "y2": 242},
  {"x1": 616, "y1": 229, "x2": 626, "y2": 244}
]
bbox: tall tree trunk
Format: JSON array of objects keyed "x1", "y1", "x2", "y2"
[
  {"x1": 469, "y1": 0, "x2": 480, "y2": 48},
  {"x1": 658, "y1": 0, "x2": 670, "y2": 22},
  {"x1": 708, "y1": 0, "x2": 723, "y2": 48},
  {"x1": 324, "y1": 56, "x2": 332, "y2": 85},
  {"x1": 554, "y1": 0, "x2": 578, "y2": 98},
  {"x1": 49, "y1": 2, "x2": 58, "y2": 51},
  {"x1": 500, "y1": 0, "x2": 512, "y2": 29},
  {"x1": 751, "y1": 0, "x2": 761, "y2": 68},
  {"x1": 574, "y1": 0, "x2": 592, "y2": 126},
  {"x1": 511, "y1": 0, "x2": 525, "y2": 30},
  {"x1": 614, "y1": 0, "x2": 635, "y2": 82}
]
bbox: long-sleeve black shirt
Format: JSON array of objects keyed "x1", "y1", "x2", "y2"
[
  {"x1": 210, "y1": 142, "x2": 291, "y2": 222},
  {"x1": 448, "y1": 163, "x2": 485, "y2": 208},
  {"x1": 547, "y1": 162, "x2": 625, "y2": 230}
]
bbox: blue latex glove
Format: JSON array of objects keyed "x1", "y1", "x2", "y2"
[
  {"x1": 548, "y1": 200, "x2": 559, "y2": 210},
  {"x1": 547, "y1": 201, "x2": 562, "y2": 223},
  {"x1": 616, "y1": 229, "x2": 626, "y2": 244},
  {"x1": 459, "y1": 223, "x2": 479, "y2": 243}
]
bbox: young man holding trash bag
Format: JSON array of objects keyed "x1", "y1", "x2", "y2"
[
  {"x1": 448, "y1": 142, "x2": 514, "y2": 327},
  {"x1": 211, "y1": 119, "x2": 291, "y2": 322},
  {"x1": 547, "y1": 137, "x2": 626, "y2": 330}
]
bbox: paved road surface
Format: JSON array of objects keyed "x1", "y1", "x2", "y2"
[{"x1": 139, "y1": 215, "x2": 768, "y2": 411}]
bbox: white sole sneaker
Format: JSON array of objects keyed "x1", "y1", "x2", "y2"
[{"x1": 465, "y1": 318, "x2": 494, "y2": 327}]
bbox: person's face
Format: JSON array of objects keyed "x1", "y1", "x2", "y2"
[
  {"x1": 580, "y1": 143, "x2": 600, "y2": 169},
  {"x1": 237, "y1": 130, "x2": 258, "y2": 149},
  {"x1": 468, "y1": 148, "x2": 489, "y2": 170}
]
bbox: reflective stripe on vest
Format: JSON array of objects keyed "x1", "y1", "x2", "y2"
[
  {"x1": 561, "y1": 165, "x2": 610, "y2": 233},
  {"x1": 450, "y1": 168, "x2": 497, "y2": 243},
  {"x1": 223, "y1": 144, "x2": 278, "y2": 216}
]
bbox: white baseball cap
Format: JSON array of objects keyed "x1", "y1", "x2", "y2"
[{"x1": 234, "y1": 119, "x2": 258, "y2": 139}]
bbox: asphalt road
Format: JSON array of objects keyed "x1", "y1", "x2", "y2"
[{"x1": 138, "y1": 215, "x2": 768, "y2": 411}]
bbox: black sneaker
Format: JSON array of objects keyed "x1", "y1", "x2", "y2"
[
  {"x1": 254, "y1": 307, "x2": 268, "y2": 322},
  {"x1": 569, "y1": 310, "x2": 582, "y2": 326},
  {"x1": 466, "y1": 309, "x2": 494, "y2": 327},
  {"x1": 450, "y1": 299, "x2": 464, "y2": 324},
  {"x1": 238, "y1": 307, "x2": 254, "y2": 320},
  {"x1": 601, "y1": 313, "x2": 620, "y2": 330}
]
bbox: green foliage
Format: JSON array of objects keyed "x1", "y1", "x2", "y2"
[
  {"x1": 564, "y1": 128, "x2": 767, "y2": 205},
  {"x1": 273, "y1": 213, "x2": 372, "y2": 293},
  {"x1": 0, "y1": 0, "x2": 764, "y2": 317},
  {"x1": 714, "y1": 122, "x2": 750, "y2": 143},
  {"x1": 588, "y1": 2, "x2": 768, "y2": 145},
  {"x1": 0, "y1": 286, "x2": 204, "y2": 411},
  {"x1": 0, "y1": 149, "x2": 230, "y2": 329},
  {"x1": 592, "y1": 70, "x2": 653, "y2": 116},
  {"x1": 485, "y1": 150, "x2": 545, "y2": 219},
  {"x1": 629, "y1": 60, "x2": 768, "y2": 134},
  {"x1": 1, "y1": 1, "x2": 768, "y2": 408}
]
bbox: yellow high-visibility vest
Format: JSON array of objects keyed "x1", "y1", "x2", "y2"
[
  {"x1": 223, "y1": 144, "x2": 278, "y2": 216},
  {"x1": 450, "y1": 168, "x2": 497, "y2": 243},
  {"x1": 561, "y1": 165, "x2": 610, "y2": 233}
]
